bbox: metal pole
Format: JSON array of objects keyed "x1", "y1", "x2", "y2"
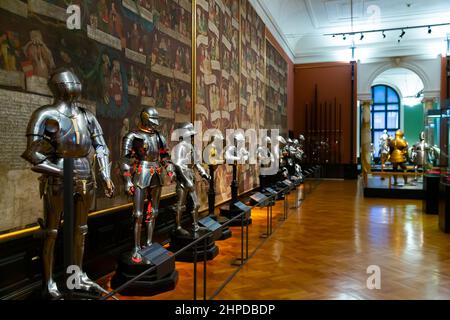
[
  {"x1": 208, "y1": 165, "x2": 216, "y2": 215},
  {"x1": 193, "y1": 244, "x2": 197, "y2": 300},
  {"x1": 203, "y1": 238, "x2": 207, "y2": 300},
  {"x1": 245, "y1": 215, "x2": 249, "y2": 261},
  {"x1": 240, "y1": 212, "x2": 244, "y2": 265},
  {"x1": 63, "y1": 158, "x2": 74, "y2": 296}
]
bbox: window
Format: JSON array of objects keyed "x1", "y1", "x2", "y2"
[{"x1": 371, "y1": 85, "x2": 401, "y2": 156}]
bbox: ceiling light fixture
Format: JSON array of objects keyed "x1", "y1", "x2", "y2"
[
  {"x1": 324, "y1": 22, "x2": 450, "y2": 41},
  {"x1": 360, "y1": 33, "x2": 364, "y2": 41},
  {"x1": 343, "y1": 34, "x2": 347, "y2": 40}
]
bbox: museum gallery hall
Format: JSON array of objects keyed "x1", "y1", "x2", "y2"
[{"x1": 0, "y1": 0, "x2": 449, "y2": 302}]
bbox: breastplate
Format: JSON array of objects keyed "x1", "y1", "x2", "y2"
[
  {"x1": 51, "y1": 110, "x2": 92, "y2": 159},
  {"x1": 135, "y1": 133, "x2": 160, "y2": 162}
]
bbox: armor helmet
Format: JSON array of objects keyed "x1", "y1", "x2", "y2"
[
  {"x1": 298, "y1": 134, "x2": 305, "y2": 142},
  {"x1": 395, "y1": 129, "x2": 404, "y2": 138},
  {"x1": 420, "y1": 131, "x2": 426, "y2": 141},
  {"x1": 48, "y1": 68, "x2": 82, "y2": 101},
  {"x1": 264, "y1": 136, "x2": 272, "y2": 146},
  {"x1": 278, "y1": 136, "x2": 287, "y2": 146},
  {"x1": 140, "y1": 107, "x2": 159, "y2": 131},
  {"x1": 233, "y1": 132, "x2": 245, "y2": 143},
  {"x1": 287, "y1": 138, "x2": 293, "y2": 144},
  {"x1": 293, "y1": 139, "x2": 299, "y2": 145},
  {"x1": 177, "y1": 122, "x2": 197, "y2": 139}
]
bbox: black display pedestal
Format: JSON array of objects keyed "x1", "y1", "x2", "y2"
[
  {"x1": 439, "y1": 183, "x2": 450, "y2": 233},
  {"x1": 169, "y1": 229, "x2": 219, "y2": 262},
  {"x1": 220, "y1": 163, "x2": 252, "y2": 226},
  {"x1": 208, "y1": 164, "x2": 232, "y2": 240},
  {"x1": 110, "y1": 244, "x2": 178, "y2": 296},
  {"x1": 424, "y1": 174, "x2": 440, "y2": 215}
]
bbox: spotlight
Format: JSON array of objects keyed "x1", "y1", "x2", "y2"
[
  {"x1": 360, "y1": 33, "x2": 364, "y2": 41},
  {"x1": 332, "y1": 34, "x2": 336, "y2": 38},
  {"x1": 343, "y1": 34, "x2": 346, "y2": 40},
  {"x1": 428, "y1": 26, "x2": 432, "y2": 34},
  {"x1": 400, "y1": 29, "x2": 406, "y2": 38},
  {"x1": 382, "y1": 31, "x2": 386, "y2": 38}
]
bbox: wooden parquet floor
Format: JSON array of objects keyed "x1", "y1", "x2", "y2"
[{"x1": 102, "y1": 180, "x2": 450, "y2": 300}]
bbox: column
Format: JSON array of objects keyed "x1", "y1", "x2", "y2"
[
  {"x1": 423, "y1": 97, "x2": 436, "y2": 146},
  {"x1": 361, "y1": 100, "x2": 372, "y2": 186}
]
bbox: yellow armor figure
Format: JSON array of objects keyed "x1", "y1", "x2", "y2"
[{"x1": 388, "y1": 130, "x2": 409, "y2": 185}]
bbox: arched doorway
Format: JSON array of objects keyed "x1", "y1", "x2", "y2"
[{"x1": 370, "y1": 67, "x2": 425, "y2": 161}]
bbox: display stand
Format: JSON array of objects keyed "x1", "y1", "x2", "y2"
[
  {"x1": 110, "y1": 243, "x2": 178, "y2": 296},
  {"x1": 169, "y1": 229, "x2": 219, "y2": 263},
  {"x1": 62, "y1": 158, "x2": 75, "y2": 300},
  {"x1": 439, "y1": 182, "x2": 450, "y2": 233},
  {"x1": 220, "y1": 163, "x2": 252, "y2": 225},
  {"x1": 231, "y1": 202, "x2": 250, "y2": 266},
  {"x1": 207, "y1": 164, "x2": 232, "y2": 240},
  {"x1": 424, "y1": 174, "x2": 440, "y2": 214}
]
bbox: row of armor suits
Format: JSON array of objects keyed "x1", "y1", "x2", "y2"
[
  {"x1": 253, "y1": 134, "x2": 305, "y2": 190},
  {"x1": 21, "y1": 69, "x2": 212, "y2": 299},
  {"x1": 21, "y1": 69, "x2": 309, "y2": 298},
  {"x1": 377, "y1": 130, "x2": 440, "y2": 171}
]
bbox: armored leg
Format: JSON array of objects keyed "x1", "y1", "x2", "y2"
[
  {"x1": 42, "y1": 190, "x2": 63, "y2": 298},
  {"x1": 401, "y1": 163, "x2": 408, "y2": 185},
  {"x1": 146, "y1": 186, "x2": 162, "y2": 246},
  {"x1": 393, "y1": 164, "x2": 399, "y2": 185},
  {"x1": 189, "y1": 189, "x2": 200, "y2": 232},
  {"x1": 175, "y1": 185, "x2": 189, "y2": 236},
  {"x1": 132, "y1": 187, "x2": 145, "y2": 262},
  {"x1": 73, "y1": 188, "x2": 96, "y2": 290}
]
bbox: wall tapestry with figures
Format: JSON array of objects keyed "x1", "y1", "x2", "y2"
[
  {"x1": 0, "y1": 0, "x2": 289, "y2": 234},
  {"x1": 266, "y1": 39, "x2": 288, "y2": 137},
  {"x1": 0, "y1": 0, "x2": 192, "y2": 233},
  {"x1": 195, "y1": 0, "x2": 241, "y2": 209},
  {"x1": 238, "y1": 0, "x2": 266, "y2": 196}
]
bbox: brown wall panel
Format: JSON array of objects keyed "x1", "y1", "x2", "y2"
[{"x1": 294, "y1": 62, "x2": 357, "y2": 164}]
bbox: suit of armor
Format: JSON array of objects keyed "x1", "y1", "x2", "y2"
[
  {"x1": 22, "y1": 69, "x2": 114, "y2": 298},
  {"x1": 278, "y1": 136, "x2": 289, "y2": 178},
  {"x1": 389, "y1": 129, "x2": 409, "y2": 185},
  {"x1": 411, "y1": 132, "x2": 431, "y2": 169},
  {"x1": 121, "y1": 108, "x2": 174, "y2": 263},
  {"x1": 379, "y1": 130, "x2": 390, "y2": 172},
  {"x1": 172, "y1": 123, "x2": 210, "y2": 236},
  {"x1": 224, "y1": 133, "x2": 249, "y2": 164}
]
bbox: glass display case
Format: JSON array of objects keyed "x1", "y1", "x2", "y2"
[
  {"x1": 425, "y1": 109, "x2": 442, "y2": 170},
  {"x1": 440, "y1": 108, "x2": 450, "y2": 184},
  {"x1": 438, "y1": 108, "x2": 450, "y2": 233}
]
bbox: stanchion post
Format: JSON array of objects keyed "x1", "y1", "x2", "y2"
[
  {"x1": 193, "y1": 244, "x2": 197, "y2": 300},
  {"x1": 203, "y1": 237, "x2": 207, "y2": 301}
]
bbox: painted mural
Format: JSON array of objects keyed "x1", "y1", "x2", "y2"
[
  {"x1": 0, "y1": 0, "x2": 289, "y2": 234},
  {"x1": 266, "y1": 39, "x2": 288, "y2": 137},
  {"x1": 238, "y1": 0, "x2": 265, "y2": 194},
  {"x1": 0, "y1": 0, "x2": 192, "y2": 233},
  {"x1": 195, "y1": 0, "x2": 240, "y2": 208}
]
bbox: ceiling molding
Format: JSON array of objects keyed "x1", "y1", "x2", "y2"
[{"x1": 250, "y1": 0, "x2": 296, "y2": 62}]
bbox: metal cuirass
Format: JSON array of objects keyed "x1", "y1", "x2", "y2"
[{"x1": 123, "y1": 131, "x2": 166, "y2": 189}]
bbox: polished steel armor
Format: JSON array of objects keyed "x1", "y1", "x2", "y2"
[
  {"x1": 22, "y1": 69, "x2": 114, "y2": 298},
  {"x1": 172, "y1": 123, "x2": 210, "y2": 236},
  {"x1": 121, "y1": 107, "x2": 173, "y2": 263},
  {"x1": 389, "y1": 129, "x2": 409, "y2": 185}
]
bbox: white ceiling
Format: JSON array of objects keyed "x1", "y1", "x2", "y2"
[{"x1": 256, "y1": 0, "x2": 450, "y2": 63}]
